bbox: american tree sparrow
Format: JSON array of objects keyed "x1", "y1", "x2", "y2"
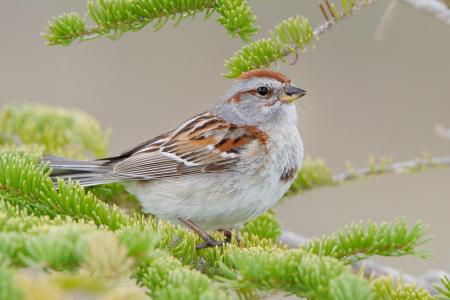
[{"x1": 46, "y1": 69, "x2": 307, "y2": 247}]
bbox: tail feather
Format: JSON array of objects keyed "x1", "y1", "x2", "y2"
[{"x1": 43, "y1": 155, "x2": 119, "y2": 187}]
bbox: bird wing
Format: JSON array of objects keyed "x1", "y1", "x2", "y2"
[{"x1": 110, "y1": 112, "x2": 267, "y2": 180}]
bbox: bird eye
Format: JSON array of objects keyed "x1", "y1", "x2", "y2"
[{"x1": 256, "y1": 86, "x2": 269, "y2": 96}]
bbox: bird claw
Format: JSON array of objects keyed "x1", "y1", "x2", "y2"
[
  {"x1": 178, "y1": 218, "x2": 239, "y2": 249},
  {"x1": 196, "y1": 239, "x2": 225, "y2": 249},
  {"x1": 196, "y1": 228, "x2": 240, "y2": 249}
]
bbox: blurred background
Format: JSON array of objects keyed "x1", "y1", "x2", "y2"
[{"x1": 0, "y1": 0, "x2": 449, "y2": 284}]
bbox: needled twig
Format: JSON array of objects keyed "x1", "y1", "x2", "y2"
[
  {"x1": 333, "y1": 156, "x2": 450, "y2": 182},
  {"x1": 280, "y1": 230, "x2": 448, "y2": 294}
]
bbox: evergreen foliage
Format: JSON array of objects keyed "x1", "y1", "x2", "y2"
[
  {"x1": 2, "y1": 0, "x2": 446, "y2": 298},
  {"x1": 240, "y1": 209, "x2": 281, "y2": 243},
  {"x1": 223, "y1": 0, "x2": 378, "y2": 77},
  {"x1": 0, "y1": 104, "x2": 446, "y2": 299},
  {"x1": 372, "y1": 277, "x2": 436, "y2": 300},
  {"x1": 224, "y1": 16, "x2": 314, "y2": 78},
  {"x1": 0, "y1": 104, "x2": 109, "y2": 158},
  {"x1": 43, "y1": 0, "x2": 258, "y2": 45},
  {"x1": 42, "y1": 0, "x2": 376, "y2": 77},
  {"x1": 303, "y1": 219, "x2": 430, "y2": 262},
  {"x1": 0, "y1": 259, "x2": 24, "y2": 300},
  {"x1": 286, "y1": 155, "x2": 450, "y2": 196},
  {"x1": 436, "y1": 275, "x2": 450, "y2": 299}
]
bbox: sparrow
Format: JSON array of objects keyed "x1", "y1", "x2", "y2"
[{"x1": 45, "y1": 69, "x2": 306, "y2": 247}]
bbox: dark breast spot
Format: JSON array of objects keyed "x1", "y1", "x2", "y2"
[{"x1": 280, "y1": 166, "x2": 298, "y2": 183}]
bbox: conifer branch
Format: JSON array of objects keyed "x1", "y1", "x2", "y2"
[
  {"x1": 314, "y1": 0, "x2": 379, "y2": 36},
  {"x1": 372, "y1": 276, "x2": 438, "y2": 299},
  {"x1": 14, "y1": 0, "x2": 450, "y2": 294},
  {"x1": 224, "y1": 16, "x2": 315, "y2": 78},
  {"x1": 218, "y1": 246, "x2": 439, "y2": 299},
  {"x1": 0, "y1": 104, "x2": 109, "y2": 159},
  {"x1": 0, "y1": 148, "x2": 435, "y2": 299},
  {"x1": 333, "y1": 156, "x2": 450, "y2": 182},
  {"x1": 279, "y1": 220, "x2": 433, "y2": 290},
  {"x1": 240, "y1": 209, "x2": 282, "y2": 243},
  {"x1": 0, "y1": 211, "x2": 230, "y2": 299},
  {"x1": 302, "y1": 219, "x2": 431, "y2": 261},
  {"x1": 0, "y1": 260, "x2": 23, "y2": 300},
  {"x1": 224, "y1": 0, "x2": 378, "y2": 77},
  {"x1": 42, "y1": 0, "x2": 258, "y2": 46},
  {"x1": 218, "y1": 248, "x2": 375, "y2": 299},
  {"x1": 280, "y1": 230, "x2": 447, "y2": 295},
  {"x1": 436, "y1": 275, "x2": 450, "y2": 299},
  {"x1": 287, "y1": 155, "x2": 450, "y2": 196}
]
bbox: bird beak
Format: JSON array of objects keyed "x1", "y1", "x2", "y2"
[{"x1": 280, "y1": 85, "x2": 307, "y2": 103}]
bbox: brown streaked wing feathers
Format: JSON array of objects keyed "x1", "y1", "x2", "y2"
[{"x1": 110, "y1": 113, "x2": 266, "y2": 180}]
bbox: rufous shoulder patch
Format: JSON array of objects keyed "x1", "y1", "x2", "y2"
[{"x1": 243, "y1": 125, "x2": 268, "y2": 145}]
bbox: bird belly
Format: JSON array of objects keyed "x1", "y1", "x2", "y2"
[{"x1": 124, "y1": 170, "x2": 291, "y2": 230}]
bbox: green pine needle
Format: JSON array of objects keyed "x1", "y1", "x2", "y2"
[
  {"x1": 0, "y1": 259, "x2": 24, "y2": 300},
  {"x1": 0, "y1": 104, "x2": 109, "y2": 159},
  {"x1": 224, "y1": 16, "x2": 314, "y2": 78},
  {"x1": 303, "y1": 219, "x2": 431, "y2": 262},
  {"x1": 372, "y1": 277, "x2": 436, "y2": 300},
  {"x1": 241, "y1": 210, "x2": 281, "y2": 242},
  {"x1": 330, "y1": 273, "x2": 376, "y2": 300},
  {"x1": 215, "y1": 0, "x2": 258, "y2": 42},
  {"x1": 42, "y1": 13, "x2": 87, "y2": 46},
  {"x1": 219, "y1": 248, "x2": 351, "y2": 298},
  {"x1": 0, "y1": 103, "x2": 441, "y2": 299},
  {"x1": 43, "y1": 0, "x2": 258, "y2": 45},
  {"x1": 436, "y1": 275, "x2": 450, "y2": 299}
]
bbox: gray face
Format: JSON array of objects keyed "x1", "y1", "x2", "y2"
[{"x1": 212, "y1": 77, "x2": 306, "y2": 129}]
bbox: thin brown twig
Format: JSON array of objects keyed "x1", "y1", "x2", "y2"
[
  {"x1": 281, "y1": 0, "x2": 379, "y2": 61},
  {"x1": 320, "y1": 3, "x2": 331, "y2": 21},
  {"x1": 314, "y1": 0, "x2": 380, "y2": 36},
  {"x1": 288, "y1": 51, "x2": 299, "y2": 65},
  {"x1": 325, "y1": 0, "x2": 338, "y2": 19}
]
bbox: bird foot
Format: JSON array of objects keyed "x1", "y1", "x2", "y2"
[
  {"x1": 179, "y1": 218, "x2": 237, "y2": 249},
  {"x1": 195, "y1": 238, "x2": 225, "y2": 249},
  {"x1": 217, "y1": 228, "x2": 240, "y2": 245}
]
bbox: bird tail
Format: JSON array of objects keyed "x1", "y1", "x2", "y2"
[{"x1": 43, "y1": 155, "x2": 119, "y2": 187}]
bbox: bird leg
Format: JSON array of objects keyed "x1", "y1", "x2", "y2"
[{"x1": 178, "y1": 218, "x2": 224, "y2": 249}]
